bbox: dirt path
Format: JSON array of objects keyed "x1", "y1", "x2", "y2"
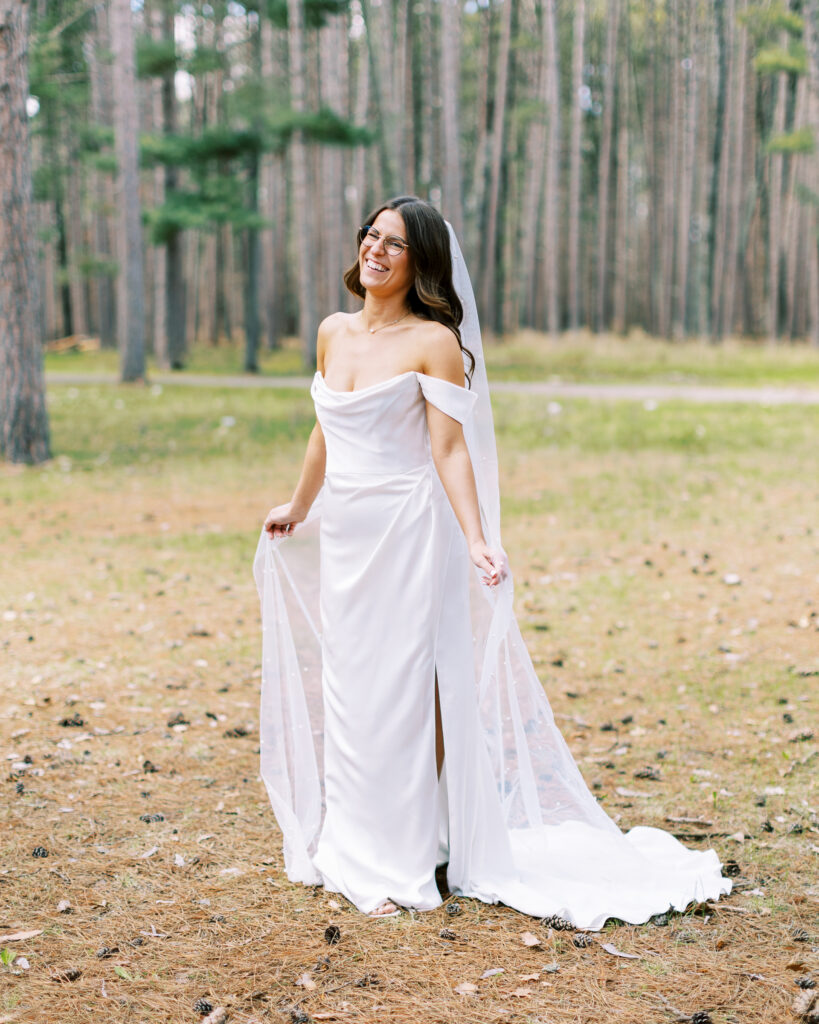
[{"x1": 46, "y1": 370, "x2": 819, "y2": 404}]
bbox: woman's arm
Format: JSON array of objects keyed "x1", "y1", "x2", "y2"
[
  {"x1": 263, "y1": 319, "x2": 331, "y2": 538},
  {"x1": 422, "y1": 327, "x2": 503, "y2": 588}
]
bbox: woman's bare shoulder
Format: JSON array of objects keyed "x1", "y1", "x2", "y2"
[
  {"x1": 416, "y1": 320, "x2": 464, "y2": 385},
  {"x1": 319, "y1": 310, "x2": 358, "y2": 338}
]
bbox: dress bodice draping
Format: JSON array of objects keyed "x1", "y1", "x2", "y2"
[{"x1": 311, "y1": 370, "x2": 477, "y2": 476}]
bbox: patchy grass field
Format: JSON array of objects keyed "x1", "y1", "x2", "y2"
[
  {"x1": 1, "y1": 382, "x2": 817, "y2": 1024},
  {"x1": 44, "y1": 330, "x2": 819, "y2": 387}
]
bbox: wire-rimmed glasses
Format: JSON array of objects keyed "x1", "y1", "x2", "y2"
[{"x1": 358, "y1": 225, "x2": 409, "y2": 257}]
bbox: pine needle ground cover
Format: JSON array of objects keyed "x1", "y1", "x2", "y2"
[{"x1": 1, "y1": 383, "x2": 817, "y2": 1024}]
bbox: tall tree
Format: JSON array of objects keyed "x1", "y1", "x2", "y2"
[
  {"x1": 0, "y1": 0, "x2": 51, "y2": 463},
  {"x1": 541, "y1": 0, "x2": 561, "y2": 335},
  {"x1": 595, "y1": 0, "x2": 618, "y2": 332},
  {"x1": 480, "y1": 0, "x2": 512, "y2": 330},
  {"x1": 440, "y1": 0, "x2": 463, "y2": 237},
  {"x1": 567, "y1": 0, "x2": 585, "y2": 330},
  {"x1": 288, "y1": 0, "x2": 319, "y2": 362},
  {"x1": 110, "y1": 0, "x2": 146, "y2": 380}
]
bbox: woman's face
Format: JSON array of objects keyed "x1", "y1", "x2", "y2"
[{"x1": 358, "y1": 209, "x2": 414, "y2": 299}]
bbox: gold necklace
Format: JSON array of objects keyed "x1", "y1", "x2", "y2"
[{"x1": 366, "y1": 310, "x2": 411, "y2": 334}]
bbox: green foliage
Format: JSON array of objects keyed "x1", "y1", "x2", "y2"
[
  {"x1": 136, "y1": 37, "x2": 178, "y2": 79},
  {"x1": 141, "y1": 127, "x2": 264, "y2": 167},
  {"x1": 264, "y1": 0, "x2": 350, "y2": 30},
  {"x1": 78, "y1": 124, "x2": 115, "y2": 154},
  {"x1": 87, "y1": 153, "x2": 118, "y2": 175},
  {"x1": 145, "y1": 184, "x2": 267, "y2": 244},
  {"x1": 185, "y1": 45, "x2": 225, "y2": 77},
  {"x1": 766, "y1": 127, "x2": 815, "y2": 155},
  {"x1": 32, "y1": 164, "x2": 59, "y2": 203},
  {"x1": 754, "y1": 43, "x2": 807, "y2": 75},
  {"x1": 794, "y1": 182, "x2": 819, "y2": 210},
  {"x1": 739, "y1": 2, "x2": 803, "y2": 41},
  {"x1": 0, "y1": 950, "x2": 15, "y2": 968}
]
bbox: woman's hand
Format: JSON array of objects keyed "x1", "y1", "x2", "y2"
[
  {"x1": 469, "y1": 540, "x2": 507, "y2": 588},
  {"x1": 264, "y1": 501, "x2": 306, "y2": 539}
]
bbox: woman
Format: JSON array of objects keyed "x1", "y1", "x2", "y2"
[{"x1": 255, "y1": 196, "x2": 731, "y2": 924}]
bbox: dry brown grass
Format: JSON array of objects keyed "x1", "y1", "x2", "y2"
[{"x1": 1, "y1": 387, "x2": 817, "y2": 1024}]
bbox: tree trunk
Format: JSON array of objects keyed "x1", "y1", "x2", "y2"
[
  {"x1": 567, "y1": 0, "x2": 585, "y2": 330},
  {"x1": 706, "y1": 0, "x2": 728, "y2": 339},
  {"x1": 612, "y1": 19, "x2": 630, "y2": 336},
  {"x1": 805, "y1": 0, "x2": 819, "y2": 344},
  {"x1": 320, "y1": 13, "x2": 346, "y2": 317},
  {"x1": 86, "y1": 5, "x2": 116, "y2": 348},
  {"x1": 0, "y1": 0, "x2": 51, "y2": 463},
  {"x1": 595, "y1": 0, "x2": 618, "y2": 332},
  {"x1": 767, "y1": 22, "x2": 788, "y2": 344},
  {"x1": 440, "y1": 0, "x2": 463, "y2": 237},
  {"x1": 720, "y1": 0, "x2": 747, "y2": 338},
  {"x1": 288, "y1": 0, "x2": 319, "y2": 362},
  {"x1": 162, "y1": 0, "x2": 185, "y2": 368},
  {"x1": 110, "y1": 0, "x2": 146, "y2": 381},
  {"x1": 480, "y1": 0, "x2": 512, "y2": 331},
  {"x1": 542, "y1": 0, "x2": 560, "y2": 335},
  {"x1": 518, "y1": 0, "x2": 545, "y2": 327}
]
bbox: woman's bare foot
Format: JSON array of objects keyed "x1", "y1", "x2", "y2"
[{"x1": 368, "y1": 900, "x2": 400, "y2": 918}]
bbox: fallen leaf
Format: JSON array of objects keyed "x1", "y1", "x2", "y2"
[
  {"x1": 518, "y1": 973, "x2": 540, "y2": 981},
  {"x1": 601, "y1": 942, "x2": 640, "y2": 960},
  {"x1": 454, "y1": 982, "x2": 478, "y2": 995},
  {"x1": 0, "y1": 930, "x2": 42, "y2": 943},
  {"x1": 520, "y1": 931, "x2": 541, "y2": 947},
  {"x1": 480, "y1": 967, "x2": 504, "y2": 979},
  {"x1": 510, "y1": 987, "x2": 533, "y2": 997},
  {"x1": 295, "y1": 972, "x2": 316, "y2": 991},
  {"x1": 113, "y1": 965, "x2": 133, "y2": 981},
  {"x1": 787, "y1": 959, "x2": 808, "y2": 971},
  {"x1": 542, "y1": 962, "x2": 560, "y2": 973},
  {"x1": 56, "y1": 900, "x2": 72, "y2": 914}
]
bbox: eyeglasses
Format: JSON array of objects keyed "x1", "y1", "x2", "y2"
[{"x1": 358, "y1": 225, "x2": 409, "y2": 257}]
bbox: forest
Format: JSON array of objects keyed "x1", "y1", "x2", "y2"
[{"x1": 15, "y1": 0, "x2": 819, "y2": 383}]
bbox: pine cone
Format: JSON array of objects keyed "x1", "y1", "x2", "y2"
[
  {"x1": 541, "y1": 914, "x2": 572, "y2": 931},
  {"x1": 689, "y1": 1013, "x2": 713, "y2": 1024},
  {"x1": 193, "y1": 997, "x2": 213, "y2": 1015},
  {"x1": 792, "y1": 928, "x2": 811, "y2": 943},
  {"x1": 572, "y1": 932, "x2": 594, "y2": 948},
  {"x1": 32, "y1": 846, "x2": 48, "y2": 858},
  {"x1": 796, "y1": 978, "x2": 817, "y2": 990}
]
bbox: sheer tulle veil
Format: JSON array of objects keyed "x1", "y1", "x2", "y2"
[{"x1": 253, "y1": 220, "x2": 730, "y2": 924}]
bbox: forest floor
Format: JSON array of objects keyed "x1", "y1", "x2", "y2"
[{"x1": 1, "y1": 379, "x2": 817, "y2": 1024}]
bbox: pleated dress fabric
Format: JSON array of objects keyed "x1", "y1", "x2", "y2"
[{"x1": 253, "y1": 369, "x2": 732, "y2": 926}]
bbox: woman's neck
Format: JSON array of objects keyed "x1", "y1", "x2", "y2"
[{"x1": 362, "y1": 292, "x2": 411, "y2": 330}]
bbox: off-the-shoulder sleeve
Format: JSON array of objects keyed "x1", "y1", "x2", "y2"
[{"x1": 416, "y1": 372, "x2": 479, "y2": 424}]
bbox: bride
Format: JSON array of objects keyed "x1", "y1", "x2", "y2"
[{"x1": 255, "y1": 195, "x2": 731, "y2": 924}]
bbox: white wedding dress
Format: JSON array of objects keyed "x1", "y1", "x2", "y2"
[{"x1": 253, "y1": 228, "x2": 730, "y2": 928}]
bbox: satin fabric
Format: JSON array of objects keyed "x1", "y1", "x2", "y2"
[{"x1": 253, "y1": 369, "x2": 731, "y2": 926}]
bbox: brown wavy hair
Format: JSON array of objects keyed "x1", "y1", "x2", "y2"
[{"x1": 343, "y1": 195, "x2": 476, "y2": 384}]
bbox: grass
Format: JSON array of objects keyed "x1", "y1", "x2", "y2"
[
  {"x1": 44, "y1": 329, "x2": 819, "y2": 386},
  {"x1": 1, "y1": 381, "x2": 817, "y2": 1024}
]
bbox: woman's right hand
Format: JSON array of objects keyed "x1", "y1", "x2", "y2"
[{"x1": 264, "y1": 501, "x2": 305, "y2": 539}]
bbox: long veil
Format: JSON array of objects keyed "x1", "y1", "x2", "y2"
[{"x1": 253, "y1": 223, "x2": 730, "y2": 925}]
